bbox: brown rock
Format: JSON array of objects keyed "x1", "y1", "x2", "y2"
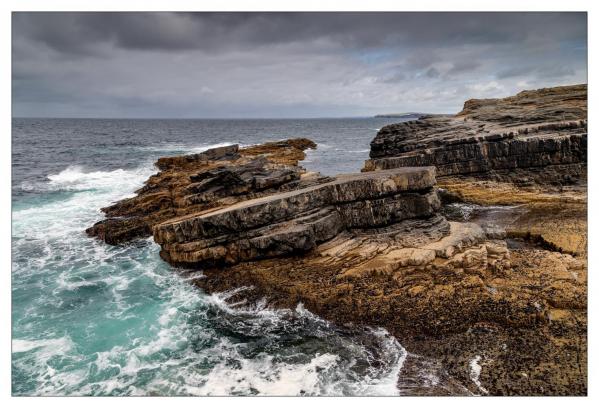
[
  {"x1": 86, "y1": 138, "x2": 322, "y2": 244},
  {"x1": 364, "y1": 84, "x2": 587, "y2": 186},
  {"x1": 85, "y1": 85, "x2": 587, "y2": 395},
  {"x1": 153, "y1": 167, "x2": 440, "y2": 266}
]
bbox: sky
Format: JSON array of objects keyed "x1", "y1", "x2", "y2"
[{"x1": 12, "y1": 12, "x2": 587, "y2": 118}]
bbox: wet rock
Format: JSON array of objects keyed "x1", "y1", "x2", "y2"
[{"x1": 86, "y1": 85, "x2": 587, "y2": 395}]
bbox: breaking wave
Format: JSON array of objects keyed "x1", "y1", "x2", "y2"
[
  {"x1": 137, "y1": 142, "x2": 242, "y2": 155},
  {"x1": 12, "y1": 117, "x2": 421, "y2": 396},
  {"x1": 12, "y1": 158, "x2": 407, "y2": 396}
]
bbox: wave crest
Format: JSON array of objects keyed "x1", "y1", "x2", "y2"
[{"x1": 45, "y1": 165, "x2": 151, "y2": 192}]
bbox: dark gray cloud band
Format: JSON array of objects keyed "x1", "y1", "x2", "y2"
[{"x1": 12, "y1": 12, "x2": 587, "y2": 118}]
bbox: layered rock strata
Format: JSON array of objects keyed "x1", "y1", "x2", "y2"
[
  {"x1": 364, "y1": 84, "x2": 588, "y2": 257},
  {"x1": 86, "y1": 138, "x2": 323, "y2": 244},
  {"x1": 153, "y1": 167, "x2": 441, "y2": 267},
  {"x1": 86, "y1": 85, "x2": 587, "y2": 395},
  {"x1": 364, "y1": 84, "x2": 587, "y2": 186}
]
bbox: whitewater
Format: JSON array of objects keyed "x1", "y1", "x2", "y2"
[{"x1": 12, "y1": 117, "x2": 409, "y2": 396}]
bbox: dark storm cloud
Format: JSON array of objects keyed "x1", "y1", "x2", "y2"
[
  {"x1": 13, "y1": 12, "x2": 587, "y2": 54},
  {"x1": 12, "y1": 12, "x2": 587, "y2": 118}
]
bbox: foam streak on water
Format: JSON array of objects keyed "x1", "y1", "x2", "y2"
[{"x1": 11, "y1": 117, "x2": 412, "y2": 396}]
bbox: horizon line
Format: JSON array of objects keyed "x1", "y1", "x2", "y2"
[
  {"x1": 11, "y1": 113, "x2": 452, "y2": 121},
  {"x1": 12, "y1": 115, "x2": 378, "y2": 120}
]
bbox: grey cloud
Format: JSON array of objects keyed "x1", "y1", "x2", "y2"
[
  {"x1": 425, "y1": 67, "x2": 441, "y2": 78},
  {"x1": 448, "y1": 60, "x2": 481, "y2": 75},
  {"x1": 11, "y1": 12, "x2": 587, "y2": 118},
  {"x1": 13, "y1": 12, "x2": 587, "y2": 55},
  {"x1": 379, "y1": 66, "x2": 407, "y2": 84},
  {"x1": 496, "y1": 65, "x2": 577, "y2": 80},
  {"x1": 496, "y1": 66, "x2": 531, "y2": 79}
]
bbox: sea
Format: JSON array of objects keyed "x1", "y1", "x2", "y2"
[{"x1": 11, "y1": 117, "x2": 414, "y2": 396}]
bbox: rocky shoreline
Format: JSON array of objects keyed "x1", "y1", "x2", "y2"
[{"x1": 87, "y1": 84, "x2": 587, "y2": 395}]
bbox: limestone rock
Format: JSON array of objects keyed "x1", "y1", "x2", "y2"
[
  {"x1": 364, "y1": 84, "x2": 587, "y2": 185},
  {"x1": 153, "y1": 167, "x2": 441, "y2": 266},
  {"x1": 193, "y1": 215, "x2": 586, "y2": 395},
  {"x1": 86, "y1": 138, "x2": 321, "y2": 244},
  {"x1": 85, "y1": 88, "x2": 587, "y2": 394}
]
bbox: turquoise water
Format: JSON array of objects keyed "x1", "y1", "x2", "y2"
[{"x1": 12, "y1": 118, "x2": 408, "y2": 395}]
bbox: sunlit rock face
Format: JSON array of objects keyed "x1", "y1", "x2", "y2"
[{"x1": 153, "y1": 167, "x2": 441, "y2": 267}]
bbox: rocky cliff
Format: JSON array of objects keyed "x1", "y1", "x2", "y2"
[
  {"x1": 365, "y1": 84, "x2": 587, "y2": 185},
  {"x1": 87, "y1": 85, "x2": 587, "y2": 396},
  {"x1": 364, "y1": 84, "x2": 588, "y2": 257}
]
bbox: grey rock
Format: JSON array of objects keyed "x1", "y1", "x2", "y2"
[
  {"x1": 364, "y1": 84, "x2": 587, "y2": 185},
  {"x1": 154, "y1": 167, "x2": 443, "y2": 266}
]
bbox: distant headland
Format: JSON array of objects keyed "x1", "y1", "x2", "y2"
[{"x1": 374, "y1": 112, "x2": 450, "y2": 119}]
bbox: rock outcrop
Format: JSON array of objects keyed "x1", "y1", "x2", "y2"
[
  {"x1": 364, "y1": 84, "x2": 588, "y2": 257},
  {"x1": 87, "y1": 84, "x2": 587, "y2": 396},
  {"x1": 154, "y1": 167, "x2": 441, "y2": 267},
  {"x1": 194, "y1": 228, "x2": 586, "y2": 396},
  {"x1": 364, "y1": 84, "x2": 587, "y2": 186},
  {"x1": 86, "y1": 138, "x2": 323, "y2": 244}
]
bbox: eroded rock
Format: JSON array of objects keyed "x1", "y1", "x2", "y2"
[
  {"x1": 153, "y1": 167, "x2": 441, "y2": 266},
  {"x1": 85, "y1": 85, "x2": 587, "y2": 395},
  {"x1": 364, "y1": 84, "x2": 587, "y2": 186},
  {"x1": 86, "y1": 138, "x2": 323, "y2": 244}
]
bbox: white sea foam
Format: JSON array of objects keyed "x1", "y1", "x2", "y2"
[
  {"x1": 13, "y1": 337, "x2": 73, "y2": 355},
  {"x1": 13, "y1": 164, "x2": 153, "y2": 254},
  {"x1": 56, "y1": 281, "x2": 407, "y2": 396},
  {"x1": 199, "y1": 351, "x2": 341, "y2": 396},
  {"x1": 13, "y1": 151, "x2": 409, "y2": 397},
  {"x1": 46, "y1": 165, "x2": 152, "y2": 193},
  {"x1": 188, "y1": 142, "x2": 244, "y2": 153},
  {"x1": 469, "y1": 355, "x2": 489, "y2": 395},
  {"x1": 140, "y1": 142, "x2": 242, "y2": 154}
]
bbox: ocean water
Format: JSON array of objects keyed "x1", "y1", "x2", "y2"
[{"x1": 11, "y1": 117, "x2": 410, "y2": 396}]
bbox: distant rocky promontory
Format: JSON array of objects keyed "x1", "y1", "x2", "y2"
[{"x1": 374, "y1": 112, "x2": 440, "y2": 119}]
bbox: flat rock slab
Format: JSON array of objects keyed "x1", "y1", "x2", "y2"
[
  {"x1": 155, "y1": 167, "x2": 436, "y2": 244},
  {"x1": 154, "y1": 167, "x2": 440, "y2": 266}
]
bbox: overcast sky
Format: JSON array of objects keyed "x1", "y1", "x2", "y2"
[{"x1": 12, "y1": 12, "x2": 587, "y2": 118}]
